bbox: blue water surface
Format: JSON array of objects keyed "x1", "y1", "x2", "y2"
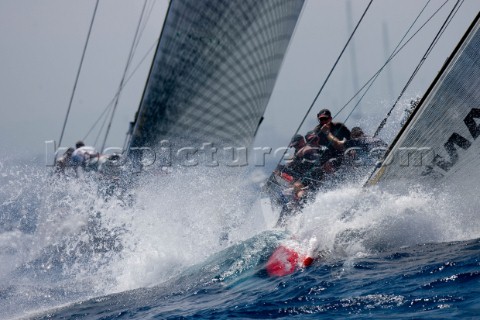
[
  {"x1": 1, "y1": 160, "x2": 479, "y2": 319},
  {"x1": 32, "y1": 236, "x2": 480, "y2": 319}
]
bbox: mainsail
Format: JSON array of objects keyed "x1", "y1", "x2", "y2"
[
  {"x1": 368, "y1": 12, "x2": 480, "y2": 190},
  {"x1": 129, "y1": 0, "x2": 304, "y2": 148}
]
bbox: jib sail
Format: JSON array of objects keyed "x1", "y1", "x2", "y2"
[{"x1": 368, "y1": 12, "x2": 480, "y2": 189}]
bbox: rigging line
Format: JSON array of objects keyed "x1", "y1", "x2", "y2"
[
  {"x1": 127, "y1": 0, "x2": 154, "y2": 69},
  {"x1": 94, "y1": 104, "x2": 114, "y2": 147},
  {"x1": 100, "y1": 0, "x2": 148, "y2": 151},
  {"x1": 126, "y1": 0, "x2": 156, "y2": 75},
  {"x1": 292, "y1": 0, "x2": 373, "y2": 137},
  {"x1": 126, "y1": 0, "x2": 173, "y2": 151},
  {"x1": 124, "y1": 38, "x2": 159, "y2": 86},
  {"x1": 373, "y1": 0, "x2": 463, "y2": 137},
  {"x1": 431, "y1": 0, "x2": 465, "y2": 44},
  {"x1": 82, "y1": 0, "x2": 156, "y2": 142},
  {"x1": 121, "y1": 1, "x2": 152, "y2": 88},
  {"x1": 333, "y1": 0, "x2": 451, "y2": 119},
  {"x1": 135, "y1": 0, "x2": 157, "y2": 52},
  {"x1": 274, "y1": 0, "x2": 373, "y2": 168},
  {"x1": 58, "y1": 0, "x2": 99, "y2": 148},
  {"x1": 342, "y1": 0, "x2": 433, "y2": 123},
  {"x1": 83, "y1": 101, "x2": 113, "y2": 141},
  {"x1": 82, "y1": 37, "x2": 159, "y2": 141},
  {"x1": 92, "y1": 20, "x2": 157, "y2": 148}
]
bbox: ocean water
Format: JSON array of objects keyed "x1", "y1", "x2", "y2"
[{"x1": 1, "y1": 160, "x2": 480, "y2": 319}]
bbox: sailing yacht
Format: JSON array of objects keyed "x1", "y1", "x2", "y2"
[
  {"x1": 263, "y1": 10, "x2": 480, "y2": 228},
  {"x1": 263, "y1": 11, "x2": 480, "y2": 276}
]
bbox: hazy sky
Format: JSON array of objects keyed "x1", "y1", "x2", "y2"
[
  {"x1": 0, "y1": 0, "x2": 167, "y2": 159},
  {"x1": 1, "y1": 0, "x2": 479, "y2": 169}
]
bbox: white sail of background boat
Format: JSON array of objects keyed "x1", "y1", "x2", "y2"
[{"x1": 128, "y1": 0, "x2": 305, "y2": 150}]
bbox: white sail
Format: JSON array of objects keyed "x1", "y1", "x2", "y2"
[
  {"x1": 368, "y1": 13, "x2": 480, "y2": 191},
  {"x1": 129, "y1": 0, "x2": 304, "y2": 148}
]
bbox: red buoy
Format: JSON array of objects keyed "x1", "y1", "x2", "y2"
[
  {"x1": 266, "y1": 244, "x2": 315, "y2": 277},
  {"x1": 266, "y1": 245, "x2": 299, "y2": 276}
]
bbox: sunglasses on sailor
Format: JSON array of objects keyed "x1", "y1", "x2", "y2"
[{"x1": 318, "y1": 116, "x2": 330, "y2": 122}]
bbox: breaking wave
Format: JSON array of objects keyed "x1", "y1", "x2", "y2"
[
  {"x1": 285, "y1": 182, "x2": 480, "y2": 259},
  {"x1": 1, "y1": 156, "x2": 480, "y2": 318}
]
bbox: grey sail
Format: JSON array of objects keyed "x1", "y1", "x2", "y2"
[
  {"x1": 368, "y1": 12, "x2": 480, "y2": 190},
  {"x1": 129, "y1": 0, "x2": 304, "y2": 149}
]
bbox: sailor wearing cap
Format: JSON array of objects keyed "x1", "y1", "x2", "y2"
[
  {"x1": 314, "y1": 108, "x2": 351, "y2": 154},
  {"x1": 289, "y1": 134, "x2": 306, "y2": 155}
]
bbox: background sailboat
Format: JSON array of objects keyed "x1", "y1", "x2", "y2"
[{"x1": 129, "y1": 0, "x2": 304, "y2": 150}]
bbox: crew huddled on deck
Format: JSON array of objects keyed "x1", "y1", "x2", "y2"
[
  {"x1": 55, "y1": 140, "x2": 124, "y2": 177},
  {"x1": 269, "y1": 108, "x2": 387, "y2": 227},
  {"x1": 71, "y1": 140, "x2": 100, "y2": 170},
  {"x1": 321, "y1": 125, "x2": 387, "y2": 166},
  {"x1": 54, "y1": 141, "x2": 102, "y2": 178},
  {"x1": 53, "y1": 140, "x2": 132, "y2": 201}
]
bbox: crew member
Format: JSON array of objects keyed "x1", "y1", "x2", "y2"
[
  {"x1": 72, "y1": 140, "x2": 100, "y2": 174},
  {"x1": 289, "y1": 134, "x2": 306, "y2": 155},
  {"x1": 314, "y1": 109, "x2": 351, "y2": 152},
  {"x1": 320, "y1": 126, "x2": 387, "y2": 165},
  {"x1": 54, "y1": 147, "x2": 74, "y2": 175}
]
